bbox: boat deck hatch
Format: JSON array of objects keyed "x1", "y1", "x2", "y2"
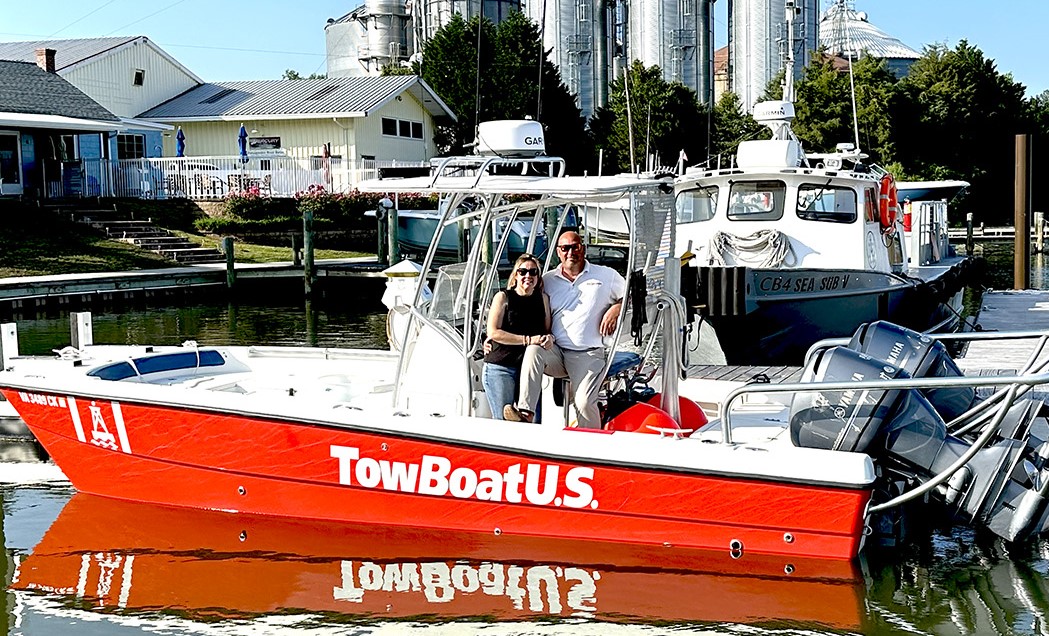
[{"x1": 88, "y1": 350, "x2": 227, "y2": 381}]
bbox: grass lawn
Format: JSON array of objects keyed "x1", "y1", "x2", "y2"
[
  {"x1": 174, "y1": 231, "x2": 371, "y2": 263},
  {"x1": 0, "y1": 207, "x2": 372, "y2": 279}
]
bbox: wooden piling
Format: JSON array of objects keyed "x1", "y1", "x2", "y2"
[
  {"x1": 291, "y1": 233, "x2": 302, "y2": 267},
  {"x1": 223, "y1": 237, "x2": 236, "y2": 289},
  {"x1": 966, "y1": 212, "x2": 974, "y2": 255},
  {"x1": 1015, "y1": 134, "x2": 1032, "y2": 290},
  {"x1": 1037, "y1": 211, "x2": 1046, "y2": 254},
  {"x1": 303, "y1": 208, "x2": 315, "y2": 298}
]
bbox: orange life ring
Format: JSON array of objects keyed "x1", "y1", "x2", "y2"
[{"x1": 878, "y1": 174, "x2": 899, "y2": 230}]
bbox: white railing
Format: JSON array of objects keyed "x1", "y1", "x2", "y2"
[{"x1": 44, "y1": 156, "x2": 411, "y2": 200}]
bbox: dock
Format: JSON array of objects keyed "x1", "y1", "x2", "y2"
[
  {"x1": 957, "y1": 290, "x2": 1049, "y2": 373},
  {"x1": 0, "y1": 258, "x2": 387, "y2": 308}
]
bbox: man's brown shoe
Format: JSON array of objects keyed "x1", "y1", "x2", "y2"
[{"x1": 503, "y1": 405, "x2": 534, "y2": 423}]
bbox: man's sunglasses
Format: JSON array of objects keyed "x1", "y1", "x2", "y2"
[
  {"x1": 557, "y1": 243, "x2": 582, "y2": 253},
  {"x1": 516, "y1": 267, "x2": 540, "y2": 276}
]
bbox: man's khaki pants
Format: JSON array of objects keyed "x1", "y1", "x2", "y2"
[{"x1": 515, "y1": 344, "x2": 606, "y2": 429}]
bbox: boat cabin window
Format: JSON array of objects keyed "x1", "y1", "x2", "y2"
[
  {"x1": 796, "y1": 183, "x2": 857, "y2": 224},
  {"x1": 727, "y1": 181, "x2": 784, "y2": 221},
  {"x1": 864, "y1": 187, "x2": 877, "y2": 223},
  {"x1": 675, "y1": 185, "x2": 718, "y2": 224},
  {"x1": 88, "y1": 350, "x2": 227, "y2": 381}
]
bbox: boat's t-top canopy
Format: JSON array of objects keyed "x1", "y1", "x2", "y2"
[{"x1": 357, "y1": 147, "x2": 683, "y2": 422}]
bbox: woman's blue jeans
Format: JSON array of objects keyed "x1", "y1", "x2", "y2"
[{"x1": 482, "y1": 362, "x2": 518, "y2": 420}]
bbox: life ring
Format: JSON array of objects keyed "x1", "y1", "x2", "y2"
[{"x1": 878, "y1": 174, "x2": 899, "y2": 230}]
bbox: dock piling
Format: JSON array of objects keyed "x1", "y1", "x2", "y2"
[
  {"x1": 223, "y1": 237, "x2": 235, "y2": 289},
  {"x1": 966, "y1": 213, "x2": 974, "y2": 255},
  {"x1": 69, "y1": 312, "x2": 93, "y2": 348},
  {"x1": 0, "y1": 323, "x2": 17, "y2": 368},
  {"x1": 1037, "y1": 212, "x2": 1046, "y2": 254},
  {"x1": 303, "y1": 207, "x2": 315, "y2": 298},
  {"x1": 1015, "y1": 133, "x2": 1032, "y2": 290}
]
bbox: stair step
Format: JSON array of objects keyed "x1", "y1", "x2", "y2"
[{"x1": 132, "y1": 237, "x2": 195, "y2": 248}]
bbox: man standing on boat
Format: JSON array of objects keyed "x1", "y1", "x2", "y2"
[{"x1": 504, "y1": 231, "x2": 625, "y2": 428}]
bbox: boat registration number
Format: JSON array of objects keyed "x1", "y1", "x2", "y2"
[{"x1": 758, "y1": 274, "x2": 851, "y2": 294}]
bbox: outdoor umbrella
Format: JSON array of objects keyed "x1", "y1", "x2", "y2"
[
  {"x1": 238, "y1": 124, "x2": 248, "y2": 163},
  {"x1": 175, "y1": 127, "x2": 185, "y2": 157}
]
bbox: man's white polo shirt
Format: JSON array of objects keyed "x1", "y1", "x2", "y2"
[{"x1": 544, "y1": 262, "x2": 626, "y2": 350}]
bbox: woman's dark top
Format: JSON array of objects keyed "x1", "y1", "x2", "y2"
[{"x1": 484, "y1": 288, "x2": 546, "y2": 367}]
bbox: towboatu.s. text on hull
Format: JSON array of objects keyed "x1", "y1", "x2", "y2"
[{"x1": 0, "y1": 121, "x2": 1046, "y2": 561}]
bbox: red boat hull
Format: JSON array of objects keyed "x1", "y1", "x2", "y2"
[
  {"x1": 3, "y1": 388, "x2": 871, "y2": 559},
  {"x1": 13, "y1": 494, "x2": 865, "y2": 628}
]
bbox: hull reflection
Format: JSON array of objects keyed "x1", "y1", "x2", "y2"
[{"x1": 12, "y1": 494, "x2": 863, "y2": 629}]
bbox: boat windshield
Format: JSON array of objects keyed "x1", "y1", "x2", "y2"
[
  {"x1": 727, "y1": 181, "x2": 785, "y2": 221},
  {"x1": 675, "y1": 185, "x2": 719, "y2": 224},
  {"x1": 796, "y1": 183, "x2": 858, "y2": 224}
]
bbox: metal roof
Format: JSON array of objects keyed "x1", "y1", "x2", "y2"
[
  {"x1": 0, "y1": 60, "x2": 119, "y2": 122},
  {"x1": 0, "y1": 36, "x2": 202, "y2": 82},
  {"x1": 0, "y1": 36, "x2": 138, "y2": 69},
  {"x1": 138, "y1": 75, "x2": 455, "y2": 121},
  {"x1": 819, "y1": 2, "x2": 921, "y2": 60}
]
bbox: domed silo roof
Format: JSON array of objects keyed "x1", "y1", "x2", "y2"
[{"x1": 819, "y1": 1, "x2": 921, "y2": 75}]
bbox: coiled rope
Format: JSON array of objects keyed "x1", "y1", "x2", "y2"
[{"x1": 706, "y1": 230, "x2": 797, "y2": 268}]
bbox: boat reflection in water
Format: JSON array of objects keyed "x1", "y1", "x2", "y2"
[{"x1": 12, "y1": 494, "x2": 863, "y2": 630}]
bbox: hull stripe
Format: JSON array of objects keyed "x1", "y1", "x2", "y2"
[
  {"x1": 111, "y1": 402, "x2": 131, "y2": 454},
  {"x1": 67, "y1": 396, "x2": 86, "y2": 443}
]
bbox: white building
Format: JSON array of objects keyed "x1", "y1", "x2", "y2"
[{"x1": 0, "y1": 36, "x2": 197, "y2": 158}]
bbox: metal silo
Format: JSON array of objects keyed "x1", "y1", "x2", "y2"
[
  {"x1": 361, "y1": 0, "x2": 410, "y2": 73},
  {"x1": 730, "y1": 0, "x2": 818, "y2": 111}
]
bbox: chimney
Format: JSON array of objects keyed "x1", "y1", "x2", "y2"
[{"x1": 35, "y1": 48, "x2": 56, "y2": 73}]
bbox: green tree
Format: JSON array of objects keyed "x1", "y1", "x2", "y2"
[
  {"x1": 709, "y1": 92, "x2": 764, "y2": 161},
  {"x1": 589, "y1": 60, "x2": 707, "y2": 174},
  {"x1": 282, "y1": 69, "x2": 326, "y2": 80},
  {"x1": 790, "y1": 53, "x2": 900, "y2": 166},
  {"x1": 411, "y1": 13, "x2": 496, "y2": 155},
  {"x1": 396, "y1": 12, "x2": 588, "y2": 169},
  {"x1": 894, "y1": 41, "x2": 1032, "y2": 223}
]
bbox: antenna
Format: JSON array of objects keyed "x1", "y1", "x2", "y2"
[
  {"x1": 536, "y1": 0, "x2": 547, "y2": 120},
  {"x1": 474, "y1": 14, "x2": 483, "y2": 143},
  {"x1": 840, "y1": 1, "x2": 862, "y2": 152},
  {"x1": 783, "y1": 0, "x2": 798, "y2": 102},
  {"x1": 624, "y1": 62, "x2": 636, "y2": 173}
]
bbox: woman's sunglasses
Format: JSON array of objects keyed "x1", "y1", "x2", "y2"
[{"x1": 516, "y1": 267, "x2": 540, "y2": 276}]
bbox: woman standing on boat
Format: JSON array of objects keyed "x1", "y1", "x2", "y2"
[{"x1": 483, "y1": 254, "x2": 552, "y2": 420}]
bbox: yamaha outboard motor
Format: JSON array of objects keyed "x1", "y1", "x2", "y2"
[
  {"x1": 791, "y1": 345, "x2": 1049, "y2": 544},
  {"x1": 849, "y1": 321, "x2": 975, "y2": 422},
  {"x1": 790, "y1": 347, "x2": 938, "y2": 453}
]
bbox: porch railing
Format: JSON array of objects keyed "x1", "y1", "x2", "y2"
[{"x1": 41, "y1": 156, "x2": 427, "y2": 200}]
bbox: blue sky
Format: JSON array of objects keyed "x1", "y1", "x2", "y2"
[{"x1": 2, "y1": 1, "x2": 1046, "y2": 96}]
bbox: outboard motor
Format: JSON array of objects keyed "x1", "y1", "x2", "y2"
[
  {"x1": 792, "y1": 345, "x2": 1049, "y2": 544},
  {"x1": 789, "y1": 347, "x2": 928, "y2": 453},
  {"x1": 849, "y1": 321, "x2": 975, "y2": 422}
]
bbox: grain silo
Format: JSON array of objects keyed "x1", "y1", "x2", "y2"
[
  {"x1": 327, "y1": 0, "x2": 520, "y2": 78},
  {"x1": 729, "y1": 0, "x2": 818, "y2": 111},
  {"x1": 525, "y1": 0, "x2": 716, "y2": 119}
]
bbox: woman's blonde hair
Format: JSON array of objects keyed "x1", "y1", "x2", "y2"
[{"x1": 506, "y1": 253, "x2": 543, "y2": 292}]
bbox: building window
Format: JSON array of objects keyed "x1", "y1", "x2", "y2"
[
  {"x1": 116, "y1": 134, "x2": 145, "y2": 159},
  {"x1": 381, "y1": 117, "x2": 423, "y2": 140},
  {"x1": 133, "y1": 69, "x2": 145, "y2": 86}
]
